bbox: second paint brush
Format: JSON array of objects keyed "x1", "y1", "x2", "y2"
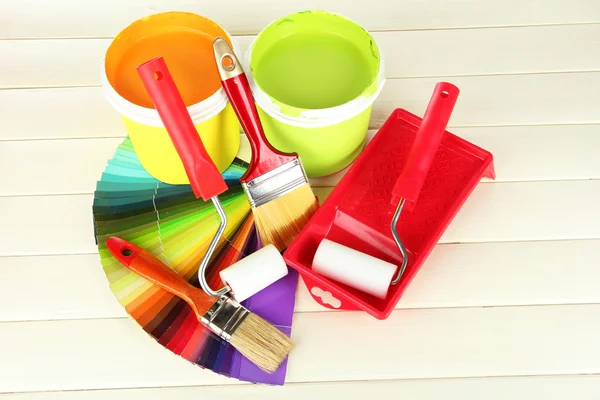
[{"x1": 213, "y1": 37, "x2": 319, "y2": 251}]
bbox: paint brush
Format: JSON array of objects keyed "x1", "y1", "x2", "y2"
[
  {"x1": 106, "y1": 236, "x2": 293, "y2": 373},
  {"x1": 213, "y1": 37, "x2": 319, "y2": 252},
  {"x1": 134, "y1": 55, "x2": 293, "y2": 372}
]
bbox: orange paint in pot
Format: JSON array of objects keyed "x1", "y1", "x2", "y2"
[{"x1": 105, "y1": 13, "x2": 230, "y2": 108}]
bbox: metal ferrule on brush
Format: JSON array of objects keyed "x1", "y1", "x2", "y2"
[
  {"x1": 200, "y1": 295, "x2": 250, "y2": 341},
  {"x1": 242, "y1": 159, "x2": 309, "y2": 208}
]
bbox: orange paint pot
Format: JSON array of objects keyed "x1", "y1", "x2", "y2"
[{"x1": 102, "y1": 12, "x2": 240, "y2": 183}]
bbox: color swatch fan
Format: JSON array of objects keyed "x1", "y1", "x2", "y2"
[{"x1": 92, "y1": 137, "x2": 298, "y2": 385}]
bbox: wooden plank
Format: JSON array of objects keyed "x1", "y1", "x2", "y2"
[
  {"x1": 1, "y1": 180, "x2": 599, "y2": 257},
  {"x1": 4, "y1": 24, "x2": 600, "y2": 89},
  {"x1": 435, "y1": 180, "x2": 600, "y2": 243},
  {"x1": 0, "y1": 138, "x2": 121, "y2": 196},
  {"x1": 371, "y1": 72, "x2": 600, "y2": 129},
  {"x1": 0, "y1": 86, "x2": 124, "y2": 140},
  {"x1": 2, "y1": 375, "x2": 599, "y2": 400},
  {"x1": 0, "y1": 194, "x2": 98, "y2": 256},
  {"x1": 452, "y1": 125, "x2": 600, "y2": 182},
  {"x1": 2, "y1": 0, "x2": 599, "y2": 39},
  {"x1": 2, "y1": 72, "x2": 600, "y2": 141},
  {"x1": 2, "y1": 124, "x2": 598, "y2": 196},
  {"x1": 1, "y1": 239, "x2": 599, "y2": 322},
  {"x1": 1, "y1": 304, "x2": 599, "y2": 392},
  {"x1": 0, "y1": 254, "x2": 125, "y2": 322},
  {"x1": 0, "y1": 318, "x2": 237, "y2": 393}
]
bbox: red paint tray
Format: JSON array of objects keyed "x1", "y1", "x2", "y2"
[{"x1": 284, "y1": 83, "x2": 495, "y2": 320}]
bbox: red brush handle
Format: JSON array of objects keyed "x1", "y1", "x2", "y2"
[
  {"x1": 390, "y1": 82, "x2": 459, "y2": 206},
  {"x1": 137, "y1": 56, "x2": 228, "y2": 201},
  {"x1": 213, "y1": 38, "x2": 296, "y2": 183}
]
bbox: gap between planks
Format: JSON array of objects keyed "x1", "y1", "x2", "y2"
[
  {"x1": 0, "y1": 375, "x2": 599, "y2": 400},
  {"x1": 1, "y1": 121, "x2": 599, "y2": 142},
  {"x1": 3, "y1": 302, "x2": 600, "y2": 325},
  {"x1": 3, "y1": 20, "x2": 600, "y2": 40},
  {"x1": 1, "y1": 0, "x2": 599, "y2": 38}
]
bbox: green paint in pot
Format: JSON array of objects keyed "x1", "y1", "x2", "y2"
[
  {"x1": 247, "y1": 10, "x2": 384, "y2": 177},
  {"x1": 253, "y1": 32, "x2": 375, "y2": 109}
]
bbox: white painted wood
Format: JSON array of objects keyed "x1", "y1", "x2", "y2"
[
  {"x1": 1, "y1": 375, "x2": 599, "y2": 400},
  {"x1": 288, "y1": 305, "x2": 600, "y2": 381},
  {"x1": 2, "y1": 0, "x2": 599, "y2": 39},
  {"x1": 3, "y1": 124, "x2": 596, "y2": 196},
  {"x1": 0, "y1": 38, "x2": 114, "y2": 89},
  {"x1": 0, "y1": 254, "x2": 125, "y2": 322},
  {"x1": 0, "y1": 138, "x2": 122, "y2": 196},
  {"x1": 3, "y1": 72, "x2": 600, "y2": 141},
  {"x1": 0, "y1": 317, "x2": 238, "y2": 393},
  {"x1": 372, "y1": 72, "x2": 600, "y2": 128},
  {"x1": 4, "y1": 24, "x2": 600, "y2": 89},
  {"x1": 0, "y1": 194, "x2": 98, "y2": 256},
  {"x1": 434, "y1": 179, "x2": 600, "y2": 243},
  {"x1": 1, "y1": 180, "x2": 599, "y2": 257},
  {"x1": 452, "y1": 125, "x2": 600, "y2": 182},
  {"x1": 1, "y1": 304, "x2": 599, "y2": 393},
  {"x1": 0, "y1": 86, "x2": 125, "y2": 140},
  {"x1": 2, "y1": 239, "x2": 599, "y2": 322}
]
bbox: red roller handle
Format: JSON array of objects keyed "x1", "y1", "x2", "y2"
[
  {"x1": 137, "y1": 56, "x2": 228, "y2": 201},
  {"x1": 390, "y1": 82, "x2": 459, "y2": 207},
  {"x1": 213, "y1": 37, "x2": 297, "y2": 183}
]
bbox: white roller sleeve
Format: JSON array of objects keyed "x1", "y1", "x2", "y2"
[
  {"x1": 312, "y1": 239, "x2": 397, "y2": 299},
  {"x1": 219, "y1": 244, "x2": 288, "y2": 302}
]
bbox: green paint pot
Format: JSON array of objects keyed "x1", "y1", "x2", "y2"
[{"x1": 243, "y1": 10, "x2": 385, "y2": 177}]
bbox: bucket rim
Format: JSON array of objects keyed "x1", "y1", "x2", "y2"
[{"x1": 242, "y1": 10, "x2": 386, "y2": 128}]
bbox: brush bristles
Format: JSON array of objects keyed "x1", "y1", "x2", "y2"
[
  {"x1": 230, "y1": 313, "x2": 294, "y2": 373},
  {"x1": 253, "y1": 184, "x2": 319, "y2": 251}
]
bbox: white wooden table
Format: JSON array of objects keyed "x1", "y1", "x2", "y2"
[{"x1": 1, "y1": 1, "x2": 600, "y2": 398}]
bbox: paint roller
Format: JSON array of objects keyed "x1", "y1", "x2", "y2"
[
  {"x1": 310, "y1": 82, "x2": 459, "y2": 300},
  {"x1": 312, "y1": 239, "x2": 398, "y2": 299},
  {"x1": 219, "y1": 244, "x2": 288, "y2": 302},
  {"x1": 136, "y1": 56, "x2": 289, "y2": 303}
]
